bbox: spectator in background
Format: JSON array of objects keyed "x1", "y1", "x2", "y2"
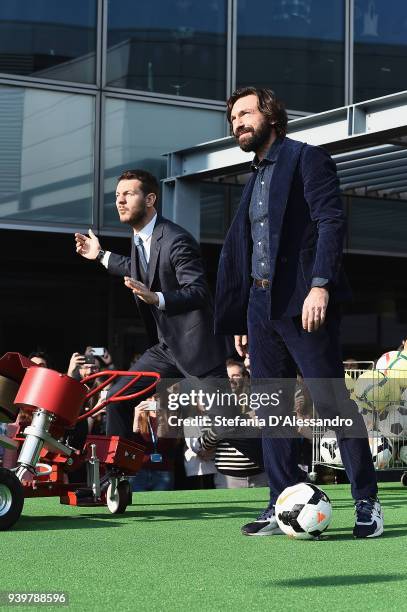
[
  {"x1": 66, "y1": 351, "x2": 103, "y2": 439},
  {"x1": 343, "y1": 357, "x2": 358, "y2": 371},
  {"x1": 397, "y1": 338, "x2": 407, "y2": 351},
  {"x1": 226, "y1": 358, "x2": 249, "y2": 396},
  {"x1": 28, "y1": 351, "x2": 49, "y2": 367},
  {"x1": 181, "y1": 382, "x2": 218, "y2": 489},
  {"x1": 184, "y1": 436, "x2": 218, "y2": 489},
  {"x1": 130, "y1": 395, "x2": 179, "y2": 492},
  {"x1": 191, "y1": 358, "x2": 267, "y2": 489},
  {"x1": 196, "y1": 427, "x2": 267, "y2": 489},
  {"x1": 84, "y1": 346, "x2": 116, "y2": 371}
]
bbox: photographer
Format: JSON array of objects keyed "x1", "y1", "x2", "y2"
[{"x1": 130, "y1": 396, "x2": 179, "y2": 492}]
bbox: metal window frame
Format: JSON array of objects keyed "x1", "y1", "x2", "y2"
[
  {"x1": 345, "y1": 0, "x2": 354, "y2": 105},
  {"x1": 162, "y1": 89, "x2": 407, "y2": 246}
]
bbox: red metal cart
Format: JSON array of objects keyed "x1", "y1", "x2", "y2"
[{"x1": 0, "y1": 352, "x2": 159, "y2": 530}]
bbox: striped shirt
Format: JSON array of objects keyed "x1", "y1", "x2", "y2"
[{"x1": 199, "y1": 429, "x2": 263, "y2": 477}]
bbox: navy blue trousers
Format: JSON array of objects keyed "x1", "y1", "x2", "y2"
[{"x1": 248, "y1": 285, "x2": 377, "y2": 504}]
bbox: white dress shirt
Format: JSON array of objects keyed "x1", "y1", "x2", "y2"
[{"x1": 101, "y1": 213, "x2": 165, "y2": 309}]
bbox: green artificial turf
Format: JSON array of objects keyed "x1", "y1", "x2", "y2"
[{"x1": 1, "y1": 482, "x2": 407, "y2": 611}]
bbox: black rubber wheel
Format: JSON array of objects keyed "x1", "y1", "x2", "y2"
[
  {"x1": 0, "y1": 467, "x2": 24, "y2": 531},
  {"x1": 106, "y1": 480, "x2": 130, "y2": 514},
  {"x1": 401, "y1": 472, "x2": 407, "y2": 487}
]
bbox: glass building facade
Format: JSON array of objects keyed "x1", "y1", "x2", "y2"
[
  {"x1": 1, "y1": 0, "x2": 407, "y2": 237},
  {"x1": 1, "y1": 0, "x2": 407, "y2": 363}
]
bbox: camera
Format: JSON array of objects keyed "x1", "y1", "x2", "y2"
[
  {"x1": 90, "y1": 347, "x2": 105, "y2": 357},
  {"x1": 146, "y1": 400, "x2": 157, "y2": 411}
]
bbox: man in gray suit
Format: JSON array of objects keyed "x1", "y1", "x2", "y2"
[{"x1": 75, "y1": 169, "x2": 229, "y2": 440}]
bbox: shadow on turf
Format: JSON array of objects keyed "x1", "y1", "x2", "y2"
[
  {"x1": 12, "y1": 501, "x2": 268, "y2": 530},
  {"x1": 272, "y1": 573, "x2": 406, "y2": 588},
  {"x1": 99, "y1": 505, "x2": 256, "y2": 522},
  {"x1": 80, "y1": 505, "x2": 256, "y2": 522},
  {"x1": 126, "y1": 499, "x2": 268, "y2": 507},
  {"x1": 14, "y1": 514, "x2": 125, "y2": 531}
]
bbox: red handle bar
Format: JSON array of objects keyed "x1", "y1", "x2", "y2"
[{"x1": 76, "y1": 370, "x2": 160, "y2": 422}]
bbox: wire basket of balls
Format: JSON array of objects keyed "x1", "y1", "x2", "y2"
[{"x1": 311, "y1": 354, "x2": 407, "y2": 487}]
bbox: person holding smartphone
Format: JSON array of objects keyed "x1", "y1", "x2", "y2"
[{"x1": 130, "y1": 397, "x2": 179, "y2": 492}]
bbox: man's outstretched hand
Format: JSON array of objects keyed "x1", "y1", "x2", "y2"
[
  {"x1": 124, "y1": 276, "x2": 159, "y2": 306},
  {"x1": 302, "y1": 286, "x2": 329, "y2": 332},
  {"x1": 75, "y1": 229, "x2": 101, "y2": 260}
]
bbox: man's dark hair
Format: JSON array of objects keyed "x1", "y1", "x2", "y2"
[
  {"x1": 226, "y1": 358, "x2": 245, "y2": 370},
  {"x1": 117, "y1": 169, "x2": 159, "y2": 198},
  {"x1": 28, "y1": 350, "x2": 49, "y2": 366},
  {"x1": 29, "y1": 350, "x2": 48, "y2": 360},
  {"x1": 226, "y1": 86, "x2": 288, "y2": 138}
]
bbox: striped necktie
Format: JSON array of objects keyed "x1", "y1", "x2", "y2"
[{"x1": 134, "y1": 235, "x2": 148, "y2": 273}]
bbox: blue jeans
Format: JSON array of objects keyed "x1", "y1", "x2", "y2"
[
  {"x1": 129, "y1": 469, "x2": 174, "y2": 492},
  {"x1": 248, "y1": 285, "x2": 377, "y2": 504}
]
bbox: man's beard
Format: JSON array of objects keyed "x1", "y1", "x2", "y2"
[
  {"x1": 120, "y1": 205, "x2": 147, "y2": 226},
  {"x1": 235, "y1": 119, "x2": 273, "y2": 153}
]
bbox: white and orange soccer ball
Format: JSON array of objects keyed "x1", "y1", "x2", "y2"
[{"x1": 275, "y1": 483, "x2": 332, "y2": 540}]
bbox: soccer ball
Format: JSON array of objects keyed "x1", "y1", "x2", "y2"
[
  {"x1": 399, "y1": 446, "x2": 407, "y2": 465},
  {"x1": 368, "y1": 432, "x2": 393, "y2": 469},
  {"x1": 320, "y1": 431, "x2": 342, "y2": 465},
  {"x1": 376, "y1": 350, "x2": 399, "y2": 370},
  {"x1": 354, "y1": 370, "x2": 392, "y2": 413},
  {"x1": 384, "y1": 351, "x2": 407, "y2": 389},
  {"x1": 378, "y1": 405, "x2": 407, "y2": 439},
  {"x1": 275, "y1": 482, "x2": 332, "y2": 540}
]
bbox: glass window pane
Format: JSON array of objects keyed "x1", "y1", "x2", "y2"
[
  {"x1": 354, "y1": 0, "x2": 407, "y2": 102},
  {"x1": 200, "y1": 183, "x2": 243, "y2": 242},
  {"x1": 200, "y1": 183, "x2": 228, "y2": 241},
  {"x1": 348, "y1": 197, "x2": 407, "y2": 254},
  {"x1": 236, "y1": 0, "x2": 345, "y2": 113},
  {"x1": 104, "y1": 98, "x2": 225, "y2": 227},
  {"x1": 0, "y1": 86, "x2": 94, "y2": 225},
  {"x1": 0, "y1": 0, "x2": 97, "y2": 84},
  {"x1": 107, "y1": 0, "x2": 227, "y2": 100}
]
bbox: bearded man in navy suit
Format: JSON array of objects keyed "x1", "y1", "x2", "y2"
[{"x1": 215, "y1": 87, "x2": 383, "y2": 538}]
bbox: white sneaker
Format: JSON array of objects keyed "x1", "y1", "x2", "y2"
[{"x1": 241, "y1": 506, "x2": 284, "y2": 536}]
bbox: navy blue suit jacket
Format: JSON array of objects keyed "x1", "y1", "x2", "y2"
[
  {"x1": 215, "y1": 137, "x2": 352, "y2": 334},
  {"x1": 107, "y1": 216, "x2": 229, "y2": 375}
]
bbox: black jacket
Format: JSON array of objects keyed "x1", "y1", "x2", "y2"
[{"x1": 108, "y1": 215, "x2": 230, "y2": 375}]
